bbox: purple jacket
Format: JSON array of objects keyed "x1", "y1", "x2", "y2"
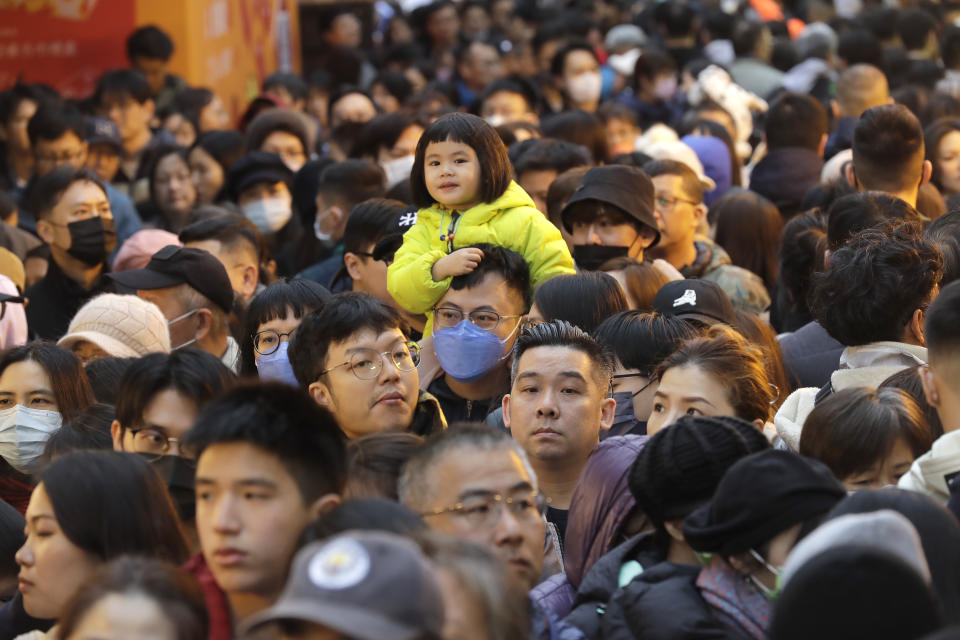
[{"x1": 531, "y1": 435, "x2": 648, "y2": 617}]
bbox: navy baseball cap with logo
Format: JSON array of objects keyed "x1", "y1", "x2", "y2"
[
  {"x1": 653, "y1": 279, "x2": 736, "y2": 326},
  {"x1": 108, "y1": 245, "x2": 234, "y2": 313},
  {"x1": 85, "y1": 117, "x2": 124, "y2": 153},
  {"x1": 242, "y1": 531, "x2": 445, "y2": 640}
]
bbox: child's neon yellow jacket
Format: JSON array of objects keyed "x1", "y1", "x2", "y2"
[{"x1": 387, "y1": 180, "x2": 575, "y2": 319}]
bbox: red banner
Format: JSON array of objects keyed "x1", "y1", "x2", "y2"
[{"x1": 0, "y1": 0, "x2": 136, "y2": 98}]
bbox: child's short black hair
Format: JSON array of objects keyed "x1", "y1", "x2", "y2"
[
  {"x1": 184, "y1": 382, "x2": 348, "y2": 503},
  {"x1": 410, "y1": 113, "x2": 512, "y2": 209},
  {"x1": 126, "y1": 26, "x2": 174, "y2": 62}
]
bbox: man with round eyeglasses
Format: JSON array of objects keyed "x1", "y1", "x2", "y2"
[{"x1": 289, "y1": 291, "x2": 446, "y2": 439}]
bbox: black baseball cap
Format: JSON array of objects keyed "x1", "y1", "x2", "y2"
[
  {"x1": 371, "y1": 208, "x2": 420, "y2": 263},
  {"x1": 653, "y1": 279, "x2": 736, "y2": 326},
  {"x1": 85, "y1": 117, "x2": 123, "y2": 153},
  {"x1": 227, "y1": 150, "x2": 293, "y2": 201},
  {"x1": 560, "y1": 165, "x2": 660, "y2": 246},
  {"x1": 108, "y1": 245, "x2": 234, "y2": 313}
]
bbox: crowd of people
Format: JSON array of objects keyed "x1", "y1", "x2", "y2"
[{"x1": 2, "y1": 0, "x2": 960, "y2": 637}]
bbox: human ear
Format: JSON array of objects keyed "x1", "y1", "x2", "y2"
[
  {"x1": 309, "y1": 493, "x2": 341, "y2": 519},
  {"x1": 110, "y1": 420, "x2": 125, "y2": 451},
  {"x1": 908, "y1": 308, "x2": 926, "y2": 346},
  {"x1": 308, "y1": 381, "x2": 334, "y2": 408},
  {"x1": 344, "y1": 252, "x2": 365, "y2": 281},
  {"x1": 36, "y1": 219, "x2": 56, "y2": 246},
  {"x1": 921, "y1": 159, "x2": 933, "y2": 186},
  {"x1": 599, "y1": 396, "x2": 616, "y2": 431},
  {"x1": 920, "y1": 364, "x2": 941, "y2": 408},
  {"x1": 845, "y1": 163, "x2": 859, "y2": 190},
  {"x1": 194, "y1": 308, "x2": 213, "y2": 341},
  {"x1": 240, "y1": 265, "x2": 258, "y2": 300},
  {"x1": 664, "y1": 519, "x2": 686, "y2": 542},
  {"x1": 502, "y1": 394, "x2": 512, "y2": 431}
]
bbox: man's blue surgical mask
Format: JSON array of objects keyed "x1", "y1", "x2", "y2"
[{"x1": 433, "y1": 319, "x2": 520, "y2": 383}]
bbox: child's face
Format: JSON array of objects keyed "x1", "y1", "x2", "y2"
[{"x1": 424, "y1": 138, "x2": 482, "y2": 210}]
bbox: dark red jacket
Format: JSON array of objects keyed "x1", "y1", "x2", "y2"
[{"x1": 184, "y1": 553, "x2": 233, "y2": 640}]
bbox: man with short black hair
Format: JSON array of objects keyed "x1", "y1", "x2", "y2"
[
  {"x1": 419, "y1": 244, "x2": 529, "y2": 423},
  {"x1": 25, "y1": 167, "x2": 116, "y2": 339},
  {"x1": 846, "y1": 104, "x2": 931, "y2": 208},
  {"x1": 503, "y1": 320, "x2": 615, "y2": 539},
  {"x1": 825, "y1": 64, "x2": 890, "y2": 160},
  {"x1": 126, "y1": 25, "x2": 187, "y2": 115},
  {"x1": 454, "y1": 40, "x2": 505, "y2": 107},
  {"x1": 108, "y1": 245, "x2": 239, "y2": 370},
  {"x1": 729, "y1": 20, "x2": 783, "y2": 99},
  {"x1": 289, "y1": 292, "x2": 445, "y2": 439},
  {"x1": 179, "y1": 213, "x2": 263, "y2": 303},
  {"x1": 749, "y1": 92, "x2": 829, "y2": 218},
  {"x1": 898, "y1": 9, "x2": 939, "y2": 61},
  {"x1": 0, "y1": 83, "x2": 45, "y2": 191},
  {"x1": 297, "y1": 160, "x2": 386, "y2": 286},
  {"x1": 513, "y1": 139, "x2": 592, "y2": 214},
  {"x1": 183, "y1": 382, "x2": 346, "y2": 634}
]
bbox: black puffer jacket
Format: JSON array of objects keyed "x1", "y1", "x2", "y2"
[
  {"x1": 597, "y1": 562, "x2": 740, "y2": 640},
  {"x1": 564, "y1": 534, "x2": 661, "y2": 638}
]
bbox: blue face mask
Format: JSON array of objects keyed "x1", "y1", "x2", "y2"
[
  {"x1": 433, "y1": 319, "x2": 519, "y2": 383},
  {"x1": 255, "y1": 341, "x2": 299, "y2": 386}
]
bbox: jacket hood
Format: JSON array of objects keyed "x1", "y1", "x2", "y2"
[
  {"x1": 565, "y1": 435, "x2": 648, "y2": 590},
  {"x1": 421, "y1": 180, "x2": 537, "y2": 226}
]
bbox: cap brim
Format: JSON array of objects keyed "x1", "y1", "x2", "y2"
[
  {"x1": 672, "y1": 310, "x2": 730, "y2": 326},
  {"x1": 242, "y1": 598, "x2": 428, "y2": 640},
  {"x1": 372, "y1": 233, "x2": 404, "y2": 262},
  {"x1": 700, "y1": 176, "x2": 717, "y2": 191},
  {"x1": 233, "y1": 169, "x2": 292, "y2": 198},
  {"x1": 561, "y1": 193, "x2": 661, "y2": 247},
  {"x1": 57, "y1": 331, "x2": 144, "y2": 359},
  {"x1": 107, "y1": 268, "x2": 184, "y2": 291}
]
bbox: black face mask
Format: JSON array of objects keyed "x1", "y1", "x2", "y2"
[
  {"x1": 141, "y1": 453, "x2": 197, "y2": 522},
  {"x1": 65, "y1": 217, "x2": 117, "y2": 266},
  {"x1": 572, "y1": 244, "x2": 629, "y2": 271}
]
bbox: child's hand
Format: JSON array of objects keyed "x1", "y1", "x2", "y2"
[{"x1": 432, "y1": 248, "x2": 484, "y2": 280}]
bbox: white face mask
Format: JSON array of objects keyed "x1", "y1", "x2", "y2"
[
  {"x1": 380, "y1": 154, "x2": 415, "y2": 188},
  {"x1": 0, "y1": 405, "x2": 62, "y2": 473},
  {"x1": 654, "y1": 76, "x2": 678, "y2": 101},
  {"x1": 242, "y1": 196, "x2": 292, "y2": 234},
  {"x1": 567, "y1": 71, "x2": 602, "y2": 105},
  {"x1": 313, "y1": 209, "x2": 337, "y2": 247},
  {"x1": 484, "y1": 114, "x2": 507, "y2": 128}
]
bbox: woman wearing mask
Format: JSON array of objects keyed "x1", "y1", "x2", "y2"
[
  {"x1": 239, "y1": 278, "x2": 332, "y2": 381},
  {"x1": 13, "y1": 451, "x2": 190, "y2": 639},
  {"x1": 551, "y1": 42, "x2": 603, "y2": 113},
  {"x1": 682, "y1": 450, "x2": 846, "y2": 639},
  {"x1": 0, "y1": 343, "x2": 95, "y2": 513}
]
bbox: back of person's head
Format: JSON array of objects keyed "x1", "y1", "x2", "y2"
[
  {"x1": 399, "y1": 423, "x2": 531, "y2": 511},
  {"x1": 114, "y1": 350, "x2": 234, "y2": 433},
  {"x1": 83, "y1": 357, "x2": 136, "y2": 405},
  {"x1": 732, "y1": 310, "x2": 793, "y2": 406},
  {"x1": 880, "y1": 366, "x2": 945, "y2": 440},
  {"x1": 546, "y1": 165, "x2": 591, "y2": 225},
  {"x1": 826, "y1": 191, "x2": 923, "y2": 251},
  {"x1": 593, "y1": 310, "x2": 700, "y2": 376},
  {"x1": 654, "y1": 1, "x2": 695, "y2": 37},
  {"x1": 829, "y1": 487, "x2": 960, "y2": 625},
  {"x1": 540, "y1": 111, "x2": 608, "y2": 164},
  {"x1": 764, "y1": 92, "x2": 829, "y2": 151},
  {"x1": 289, "y1": 292, "x2": 404, "y2": 390},
  {"x1": 449, "y1": 243, "x2": 531, "y2": 308},
  {"x1": 95, "y1": 69, "x2": 152, "y2": 105},
  {"x1": 597, "y1": 258, "x2": 669, "y2": 311},
  {"x1": 41, "y1": 451, "x2": 189, "y2": 562},
  {"x1": 178, "y1": 213, "x2": 260, "y2": 260},
  {"x1": 532, "y1": 272, "x2": 628, "y2": 333},
  {"x1": 0, "y1": 342, "x2": 95, "y2": 421},
  {"x1": 184, "y1": 383, "x2": 348, "y2": 503},
  {"x1": 511, "y1": 319, "x2": 614, "y2": 388},
  {"x1": 811, "y1": 220, "x2": 942, "y2": 346},
  {"x1": 317, "y1": 159, "x2": 387, "y2": 210},
  {"x1": 711, "y1": 191, "x2": 783, "y2": 291},
  {"x1": 656, "y1": 326, "x2": 775, "y2": 424},
  {"x1": 628, "y1": 415, "x2": 769, "y2": 550},
  {"x1": 341, "y1": 198, "x2": 409, "y2": 256},
  {"x1": 852, "y1": 104, "x2": 927, "y2": 193},
  {"x1": 732, "y1": 20, "x2": 767, "y2": 57},
  {"x1": 898, "y1": 8, "x2": 937, "y2": 52},
  {"x1": 921, "y1": 93, "x2": 960, "y2": 128},
  {"x1": 512, "y1": 138, "x2": 592, "y2": 177},
  {"x1": 346, "y1": 432, "x2": 425, "y2": 500},
  {"x1": 926, "y1": 212, "x2": 960, "y2": 285},
  {"x1": 411, "y1": 112, "x2": 511, "y2": 209},
  {"x1": 837, "y1": 30, "x2": 883, "y2": 68},
  {"x1": 58, "y1": 557, "x2": 207, "y2": 640},
  {"x1": 126, "y1": 25, "x2": 174, "y2": 62},
  {"x1": 43, "y1": 403, "x2": 114, "y2": 461},
  {"x1": 778, "y1": 209, "x2": 827, "y2": 320},
  {"x1": 835, "y1": 64, "x2": 890, "y2": 118},
  {"x1": 800, "y1": 387, "x2": 933, "y2": 486},
  {"x1": 301, "y1": 498, "x2": 426, "y2": 544}
]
